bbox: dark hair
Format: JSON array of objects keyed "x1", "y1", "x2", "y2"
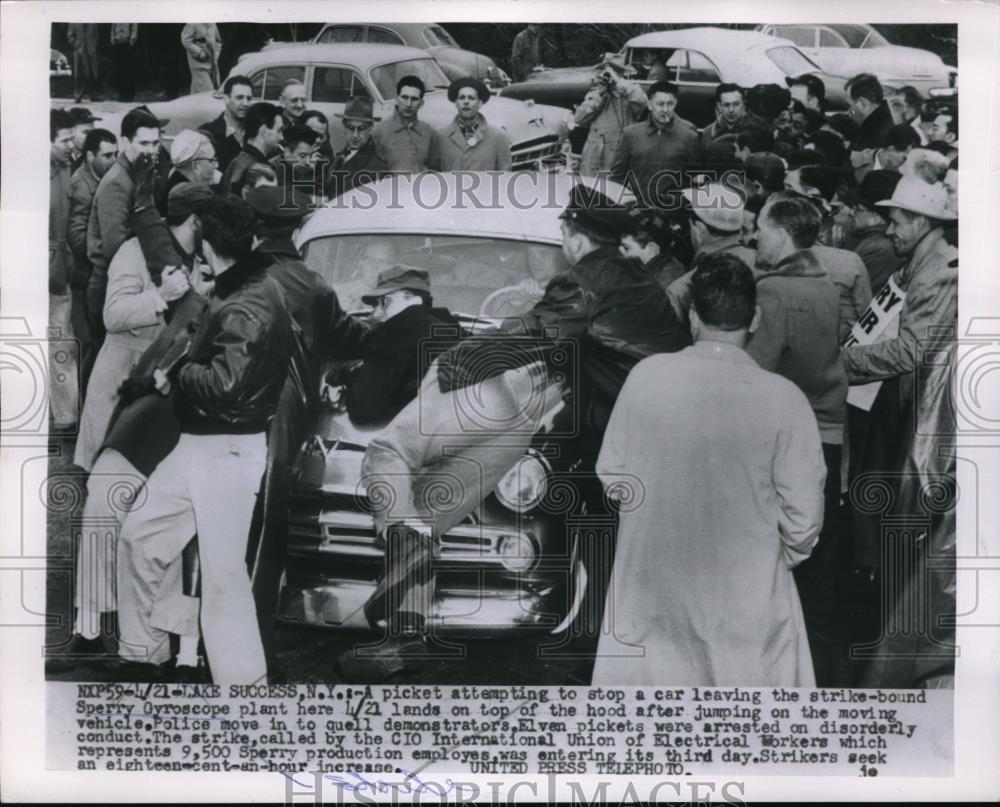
[
  {"x1": 396, "y1": 74, "x2": 427, "y2": 97},
  {"x1": 300, "y1": 109, "x2": 328, "y2": 127},
  {"x1": 897, "y1": 86, "x2": 923, "y2": 114},
  {"x1": 846, "y1": 73, "x2": 884, "y2": 105},
  {"x1": 121, "y1": 109, "x2": 160, "y2": 140},
  {"x1": 798, "y1": 164, "x2": 838, "y2": 202},
  {"x1": 647, "y1": 81, "x2": 679, "y2": 100},
  {"x1": 805, "y1": 130, "x2": 847, "y2": 167},
  {"x1": 50, "y1": 108, "x2": 75, "y2": 142},
  {"x1": 630, "y1": 221, "x2": 675, "y2": 253},
  {"x1": 563, "y1": 216, "x2": 619, "y2": 247},
  {"x1": 824, "y1": 113, "x2": 858, "y2": 145},
  {"x1": 928, "y1": 103, "x2": 958, "y2": 138},
  {"x1": 736, "y1": 125, "x2": 774, "y2": 153},
  {"x1": 82, "y1": 127, "x2": 116, "y2": 156},
  {"x1": 244, "y1": 162, "x2": 277, "y2": 189},
  {"x1": 746, "y1": 83, "x2": 790, "y2": 121},
  {"x1": 762, "y1": 196, "x2": 821, "y2": 249},
  {"x1": 166, "y1": 210, "x2": 194, "y2": 227},
  {"x1": 201, "y1": 194, "x2": 257, "y2": 261},
  {"x1": 715, "y1": 83, "x2": 744, "y2": 102},
  {"x1": 885, "y1": 122, "x2": 921, "y2": 151},
  {"x1": 794, "y1": 107, "x2": 825, "y2": 135},
  {"x1": 282, "y1": 124, "x2": 319, "y2": 150},
  {"x1": 223, "y1": 74, "x2": 253, "y2": 96},
  {"x1": 244, "y1": 102, "x2": 284, "y2": 140},
  {"x1": 925, "y1": 140, "x2": 955, "y2": 157},
  {"x1": 691, "y1": 252, "x2": 756, "y2": 330}
]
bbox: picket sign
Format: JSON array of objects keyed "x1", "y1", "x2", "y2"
[{"x1": 844, "y1": 274, "x2": 907, "y2": 411}]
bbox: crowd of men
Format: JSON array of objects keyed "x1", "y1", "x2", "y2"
[{"x1": 48, "y1": 59, "x2": 958, "y2": 688}]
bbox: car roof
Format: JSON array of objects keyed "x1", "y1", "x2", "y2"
[
  {"x1": 297, "y1": 172, "x2": 634, "y2": 247},
  {"x1": 234, "y1": 42, "x2": 435, "y2": 74},
  {"x1": 626, "y1": 26, "x2": 803, "y2": 78}
]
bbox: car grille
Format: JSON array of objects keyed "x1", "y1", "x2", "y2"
[{"x1": 512, "y1": 135, "x2": 564, "y2": 171}]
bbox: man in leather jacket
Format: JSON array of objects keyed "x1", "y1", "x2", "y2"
[{"x1": 116, "y1": 195, "x2": 292, "y2": 684}]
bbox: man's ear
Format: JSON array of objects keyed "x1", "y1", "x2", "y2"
[{"x1": 749, "y1": 304, "x2": 761, "y2": 335}]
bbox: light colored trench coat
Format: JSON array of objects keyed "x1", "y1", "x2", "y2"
[{"x1": 593, "y1": 343, "x2": 826, "y2": 686}]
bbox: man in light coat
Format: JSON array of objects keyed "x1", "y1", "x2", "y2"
[
  {"x1": 436, "y1": 78, "x2": 511, "y2": 171},
  {"x1": 575, "y1": 55, "x2": 647, "y2": 177},
  {"x1": 594, "y1": 253, "x2": 824, "y2": 685},
  {"x1": 181, "y1": 23, "x2": 222, "y2": 94}
]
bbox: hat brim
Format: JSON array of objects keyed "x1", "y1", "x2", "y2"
[
  {"x1": 334, "y1": 114, "x2": 381, "y2": 122},
  {"x1": 875, "y1": 199, "x2": 957, "y2": 220}
]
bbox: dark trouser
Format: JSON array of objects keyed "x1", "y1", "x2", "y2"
[
  {"x1": 111, "y1": 44, "x2": 135, "y2": 101},
  {"x1": 794, "y1": 442, "x2": 845, "y2": 685},
  {"x1": 85, "y1": 273, "x2": 107, "y2": 353},
  {"x1": 70, "y1": 286, "x2": 96, "y2": 400}
]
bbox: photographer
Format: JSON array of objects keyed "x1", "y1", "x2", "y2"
[{"x1": 574, "y1": 54, "x2": 647, "y2": 176}]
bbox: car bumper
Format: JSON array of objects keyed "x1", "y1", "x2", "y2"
[{"x1": 278, "y1": 492, "x2": 583, "y2": 634}]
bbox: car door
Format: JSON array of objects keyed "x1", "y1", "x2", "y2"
[
  {"x1": 673, "y1": 49, "x2": 722, "y2": 128},
  {"x1": 247, "y1": 63, "x2": 308, "y2": 102}
]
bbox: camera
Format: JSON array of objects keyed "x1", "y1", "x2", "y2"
[{"x1": 598, "y1": 70, "x2": 617, "y2": 89}]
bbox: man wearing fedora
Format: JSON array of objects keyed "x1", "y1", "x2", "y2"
[
  {"x1": 575, "y1": 54, "x2": 647, "y2": 177},
  {"x1": 326, "y1": 97, "x2": 388, "y2": 199},
  {"x1": 344, "y1": 266, "x2": 460, "y2": 426},
  {"x1": 843, "y1": 175, "x2": 958, "y2": 688},
  {"x1": 437, "y1": 77, "x2": 512, "y2": 171}
]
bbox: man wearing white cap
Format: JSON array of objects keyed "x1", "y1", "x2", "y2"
[
  {"x1": 167, "y1": 130, "x2": 221, "y2": 196},
  {"x1": 844, "y1": 176, "x2": 958, "y2": 688},
  {"x1": 665, "y1": 182, "x2": 756, "y2": 324}
]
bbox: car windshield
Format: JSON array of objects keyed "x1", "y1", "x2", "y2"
[
  {"x1": 302, "y1": 234, "x2": 567, "y2": 318},
  {"x1": 766, "y1": 46, "x2": 821, "y2": 75},
  {"x1": 827, "y1": 24, "x2": 888, "y2": 49},
  {"x1": 424, "y1": 25, "x2": 458, "y2": 48},
  {"x1": 369, "y1": 58, "x2": 451, "y2": 100}
]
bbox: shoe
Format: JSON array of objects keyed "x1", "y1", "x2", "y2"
[
  {"x1": 337, "y1": 633, "x2": 427, "y2": 683},
  {"x1": 166, "y1": 659, "x2": 208, "y2": 684}
]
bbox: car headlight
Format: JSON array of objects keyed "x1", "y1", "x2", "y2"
[
  {"x1": 497, "y1": 533, "x2": 537, "y2": 571},
  {"x1": 495, "y1": 452, "x2": 549, "y2": 513}
]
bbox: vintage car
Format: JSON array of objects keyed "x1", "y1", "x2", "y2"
[
  {"x1": 754, "y1": 23, "x2": 957, "y2": 97},
  {"x1": 499, "y1": 27, "x2": 848, "y2": 128},
  {"x1": 252, "y1": 172, "x2": 636, "y2": 635},
  {"x1": 296, "y1": 23, "x2": 511, "y2": 89},
  {"x1": 50, "y1": 48, "x2": 72, "y2": 77},
  {"x1": 94, "y1": 44, "x2": 570, "y2": 170}
]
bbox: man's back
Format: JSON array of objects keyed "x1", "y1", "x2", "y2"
[{"x1": 747, "y1": 249, "x2": 847, "y2": 443}]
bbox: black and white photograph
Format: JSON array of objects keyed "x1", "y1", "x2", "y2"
[{"x1": 2, "y1": 1, "x2": 999, "y2": 802}]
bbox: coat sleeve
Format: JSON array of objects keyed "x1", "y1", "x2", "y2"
[
  {"x1": 574, "y1": 86, "x2": 606, "y2": 127},
  {"x1": 68, "y1": 174, "x2": 92, "y2": 258},
  {"x1": 596, "y1": 362, "x2": 639, "y2": 486},
  {"x1": 609, "y1": 130, "x2": 632, "y2": 187},
  {"x1": 181, "y1": 24, "x2": 208, "y2": 60},
  {"x1": 843, "y1": 255, "x2": 955, "y2": 382},
  {"x1": 103, "y1": 248, "x2": 166, "y2": 332},
  {"x1": 745, "y1": 283, "x2": 786, "y2": 372},
  {"x1": 623, "y1": 81, "x2": 648, "y2": 117},
  {"x1": 847, "y1": 251, "x2": 873, "y2": 324},
  {"x1": 772, "y1": 385, "x2": 826, "y2": 567}
]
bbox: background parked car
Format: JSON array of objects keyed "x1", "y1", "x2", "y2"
[
  {"x1": 252, "y1": 172, "x2": 635, "y2": 636},
  {"x1": 92, "y1": 44, "x2": 570, "y2": 170},
  {"x1": 294, "y1": 22, "x2": 511, "y2": 89},
  {"x1": 755, "y1": 23, "x2": 957, "y2": 97},
  {"x1": 500, "y1": 27, "x2": 847, "y2": 128}
]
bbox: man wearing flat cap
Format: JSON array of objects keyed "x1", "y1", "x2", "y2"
[
  {"x1": 437, "y1": 77, "x2": 512, "y2": 171},
  {"x1": 575, "y1": 54, "x2": 647, "y2": 177},
  {"x1": 326, "y1": 97, "x2": 389, "y2": 198},
  {"x1": 168, "y1": 130, "x2": 221, "y2": 196}
]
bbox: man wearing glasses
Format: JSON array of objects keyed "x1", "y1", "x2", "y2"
[
  {"x1": 325, "y1": 97, "x2": 388, "y2": 199},
  {"x1": 166, "y1": 130, "x2": 221, "y2": 196}
]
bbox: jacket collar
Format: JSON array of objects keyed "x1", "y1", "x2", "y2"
[
  {"x1": 212, "y1": 251, "x2": 274, "y2": 299},
  {"x1": 241, "y1": 141, "x2": 269, "y2": 163},
  {"x1": 391, "y1": 109, "x2": 424, "y2": 132},
  {"x1": 337, "y1": 138, "x2": 376, "y2": 161},
  {"x1": 762, "y1": 248, "x2": 824, "y2": 279},
  {"x1": 575, "y1": 244, "x2": 625, "y2": 267},
  {"x1": 646, "y1": 117, "x2": 677, "y2": 134},
  {"x1": 907, "y1": 226, "x2": 950, "y2": 272}
]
